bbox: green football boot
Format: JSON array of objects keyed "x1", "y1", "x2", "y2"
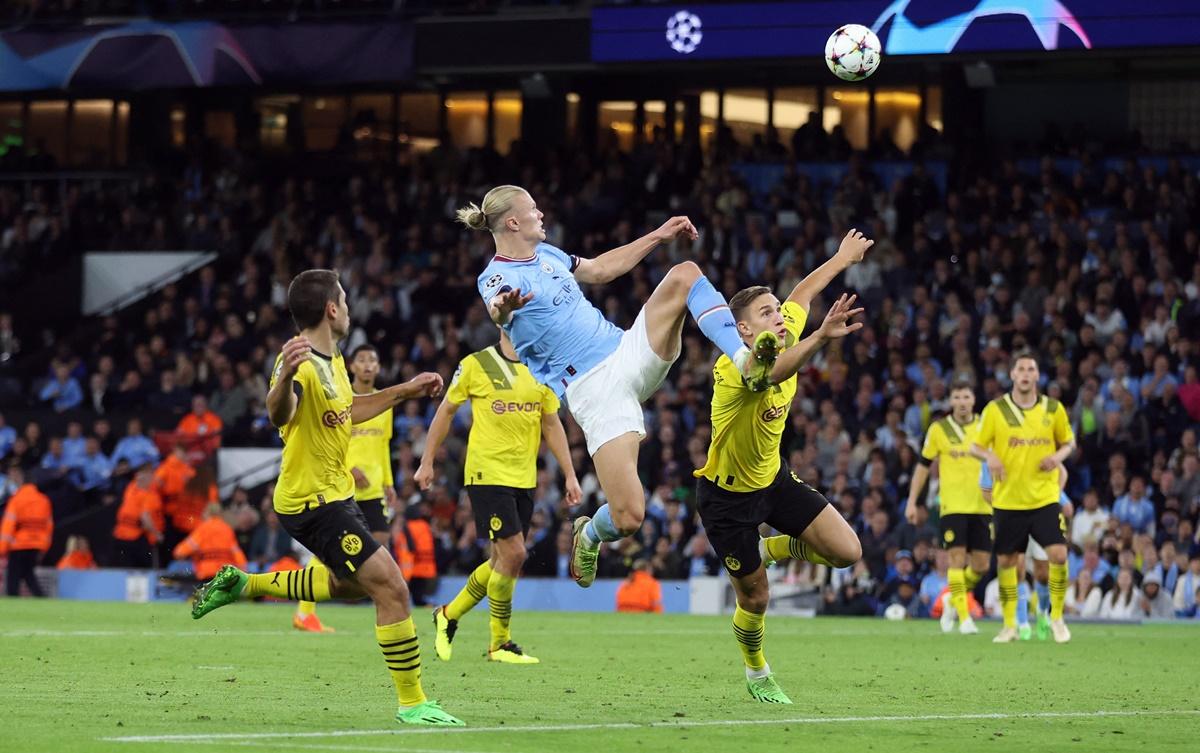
[
  {"x1": 735, "y1": 331, "x2": 781, "y2": 392},
  {"x1": 1036, "y1": 610, "x2": 1051, "y2": 641},
  {"x1": 191, "y1": 565, "x2": 248, "y2": 620},
  {"x1": 396, "y1": 700, "x2": 465, "y2": 726},
  {"x1": 1018, "y1": 623, "x2": 1033, "y2": 641},
  {"x1": 746, "y1": 674, "x2": 793, "y2": 704},
  {"x1": 569, "y1": 516, "x2": 599, "y2": 588}
]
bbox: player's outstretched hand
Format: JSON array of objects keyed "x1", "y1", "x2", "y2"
[
  {"x1": 492, "y1": 286, "x2": 534, "y2": 321},
  {"x1": 413, "y1": 464, "x2": 434, "y2": 491},
  {"x1": 836, "y1": 228, "x2": 874, "y2": 264},
  {"x1": 564, "y1": 474, "x2": 583, "y2": 508},
  {"x1": 818, "y1": 293, "x2": 865, "y2": 340},
  {"x1": 278, "y1": 336, "x2": 312, "y2": 381},
  {"x1": 652, "y1": 216, "x2": 699, "y2": 243},
  {"x1": 407, "y1": 372, "x2": 444, "y2": 398}
]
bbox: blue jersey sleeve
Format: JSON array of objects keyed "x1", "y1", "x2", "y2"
[
  {"x1": 979, "y1": 464, "x2": 993, "y2": 491},
  {"x1": 538, "y1": 243, "x2": 579, "y2": 273}
]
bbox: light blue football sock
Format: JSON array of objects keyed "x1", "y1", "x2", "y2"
[
  {"x1": 1017, "y1": 582, "x2": 1030, "y2": 625},
  {"x1": 583, "y1": 504, "x2": 622, "y2": 546},
  {"x1": 686, "y1": 276, "x2": 745, "y2": 361},
  {"x1": 1036, "y1": 582, "x2": 1051, "y2": 615}
]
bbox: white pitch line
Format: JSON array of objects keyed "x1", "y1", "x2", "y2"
[
  {"x1": 101, "y1": 708, "x2": 1200, "y2": 743},
  {"x1": 193, "y1": 740, "x2": 494, "y2": 753}
]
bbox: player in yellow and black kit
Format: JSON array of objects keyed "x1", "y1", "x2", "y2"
[
  {"x1": 293, "y1": 342, "x2": 399, "y2": 633},
  {"x1": 906, "y1": 379, "x2": 990, "y2": 636},
  {"x1": 695, "y1": 229, "x2": 871, "y2": 705},
  {"x1": 190, "y1": 269, "x2": 464, "y2": 726},
  {"x1": 972, "y1": 350, "x2": 1076, "y2": 645},
  {"x1": 416, "y1": 328, "x2": 581, "y2": 664}
]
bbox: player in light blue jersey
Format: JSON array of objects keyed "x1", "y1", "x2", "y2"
[
  {"x1": 981, "y1": 461, "x2": 1073, "y2": 640},
  {"x1": 458, "y1": 185, "x2": 787, "y2": 589}
]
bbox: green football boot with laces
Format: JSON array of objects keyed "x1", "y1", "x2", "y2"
[
  {"x1": 570, "y1": 516, "x2": 599, "y2": 588},
  {"x1": 191, "y1": 565, "x2": 248, "y2": 620},
  {"x1": 396, "y1": 700, "x2": 465, "y2": 726},
  {"x1": 747, "y1": 674, "x2": 793, "y2": 704},
  {"x1": 734, "y1": 331, "x2": 781, "y2": 393}
]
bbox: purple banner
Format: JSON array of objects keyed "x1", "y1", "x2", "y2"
[{"x1": 0, "y1": 19, "x2": 413, "y2": 92}]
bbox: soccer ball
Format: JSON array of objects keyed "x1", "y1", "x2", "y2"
[
  {"x1": 883, "y1": 603, "x2": 908, "y2": 621},
  {"x1": 825, "y1": 24, "x2": 882, "y2": 82}
]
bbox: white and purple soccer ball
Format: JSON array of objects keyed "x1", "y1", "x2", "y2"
[{"x1": 825, "y1": 24, "x2": 883, "y2": 82}]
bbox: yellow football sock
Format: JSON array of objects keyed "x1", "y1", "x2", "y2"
[
  {"x1": 947, "y1": 567, "x2": 969, "y2": 622},
  {"x1": 243, "y1": 565, "x2": 332, "y2": 601},
  {"x1": 446, "y1": 561, "x2": 492, "y2": 621},
  {"x1": 732, "y1": 604, "x2": 766, "y2": 671},
  {"x1": 998, "y1": 566, "x2": 1019, "y2": 629},
  {"x1": 297, "y1": 601, "x2": 316, "y2": 616},
  {"x1": 377, "y1": 618, "x2": 426, "y2": 707},
  {"x1": 963, "y1": 567, "x2": 982, "y2": 590},
  {"x1": 1027, "y1": 581, "x2": 1040, "y2": 616},
  {"x1": 487, "y1": 571, "x2": 516, "y2": 651},
  {"x1": 763, "y1": 535, "x2": 835, "y2": 567},
  {"x1": 1049, "y1": 562, "x2": 1068, "y2": 621}
]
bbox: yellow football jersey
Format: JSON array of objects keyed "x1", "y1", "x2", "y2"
[
  {"x1": 445, "y1": 345, "x2": 559, "y2": 489},
  {"x1": 269, "y1": 349, "x2": 356, "y2": 515},
  {"x1": 920, "y1": 414, "x2": 989, "y2": 515},
  {"x1": 346, "y1": 399, "x2": 393, "y2": 501},
  {"x1": 975, "y1": 394, "x2": 1074, "y2": 511},
  {"x1": 695, "y1": 300, "x2": 808, "y2": 493}
]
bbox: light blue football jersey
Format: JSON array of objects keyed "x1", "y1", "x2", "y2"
[{"x1": 476, "y1": 243, "x2": 623, "y2": 396}]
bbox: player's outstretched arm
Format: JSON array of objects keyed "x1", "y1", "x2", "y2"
[
  {"x1": 540, "y1": 411, "x2": 582, "y2": 507},
  {"x1": 413, "y1": 397, "x2": 461, "y2": 491},
  {"x1": 768, "y1": 293, "x2": 863, "y2": 384},
  {"x1": 574, "y1": 216, "x2": 698, "y2": 285},
  {"x1": 266, "y1": 336, "x2": 311, "y2": 428},
  {"x1": 786, "y1": 229, "x2": 874, "y2": 311},
  {"x1": 352, "y1": 372, "x2": 444, "y2": 424}
]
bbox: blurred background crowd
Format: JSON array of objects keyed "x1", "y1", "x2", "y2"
[{"x1": 2, "y1": 120, "x2": 1199, "y2": 618}]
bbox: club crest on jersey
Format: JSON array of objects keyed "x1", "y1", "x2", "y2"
[
  {"x1": 484, "y1": 273, "x2": 504, "y2": 289},
  {"x1": 541, "y1": 261, "x2": 554, "y2": 274}
]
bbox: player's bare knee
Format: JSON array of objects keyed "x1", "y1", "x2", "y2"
[
  {"x1": 612, "y1": 508, "x2": 644, "y2": 535},
  {"x1": 832, "y1": 537, "x2": 862, "y2": 568},
  {"x1": 667, "y1": 261, "x2": 702, "y2": 292},
  {"x1": 738, "y1": 584, "x2": 770, "y2": 613},
  {"x1": 496, "y1": 538, "x2": 526, "y2": 570}
]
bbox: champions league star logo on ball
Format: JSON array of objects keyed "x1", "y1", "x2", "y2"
[{"x1": 665, "y1": 10, "x2": 703, "y2": 54}]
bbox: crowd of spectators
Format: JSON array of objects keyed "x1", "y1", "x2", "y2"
[{"x1": 1, "y1": 119, "x2": 1199, "y2": 619}]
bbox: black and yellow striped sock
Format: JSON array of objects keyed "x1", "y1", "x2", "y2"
[
  {"x1": 1049, "y1": 562, "x2": 1068, "y2": 621},
  {"x1": 947, "y1": 567, "x2": 969, "y2": 622},
  {"x1": 243, "y1": 565, "x2": 332, "y2": 601},
  {"x1": 446, "y1": 561, "x2": 492, "y2": 621},
  {"x1": 998, "y1": 566, "x2": 1019, "y2": 629},
  {"x1": 732, "y1": 605, "x2": 766, "y2": 671},
  {"x1": 487, "y1": 571, "x2": 516, "y2": 650},
  {"x1": 963, "y1": 567, "x2": 982, "y2": 591},
  {"x1": 377, "y1": 618, "x2": 426, "y2": 707},
  {"x1": 763, "y1": 535, "x2": 835, "y2": 567}
]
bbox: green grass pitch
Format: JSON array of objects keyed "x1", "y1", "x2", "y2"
[{"x1": 4, "y1": 599, "x2": 1198, "y2": 753}]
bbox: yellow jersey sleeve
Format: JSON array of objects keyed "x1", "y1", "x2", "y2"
[
  {"x1": 921, "y1": 423, "x2": 943, "y2": 462},
  {"x1": 541, "y1": 383, "x2": 561, "y2": 414},
  {"x1": 1053, "y1": 401, "x2": 1074, "y2": 445},
  {"x1": 781, "y1": 300, "x2": 808, "y2": 347},
  {"x1": 975, "y1": 403, "x2": 997, "y2": 450},
  {"x1": 446, "y1": 357, "x2": 484, "y2": 405}
]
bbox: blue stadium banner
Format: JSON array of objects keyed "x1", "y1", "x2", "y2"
[
  {"x1": 0, "y1": 19, "x2": 413, "y2": 92},
  {"x1": 593, "y1": 1, "x2": 1200, "y2": 62}
]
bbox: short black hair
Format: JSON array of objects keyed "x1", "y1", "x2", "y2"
[
  {"x1": 1011, "y1": 348, "x2": 1039, "y2": 367},
  {"x1": 350, "y1": 343, "x2": 379, "y2": 360},
  {"x1": 287, "y1": 269, "x2": 340, "y2": 330}
]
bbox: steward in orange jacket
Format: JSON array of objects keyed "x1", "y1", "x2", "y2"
[
  {"x1": 172, "y1": 503, "x2": 247, "y2": 580},
  {"x1": 1, "y1": 468, "x2": 53, "y2": 596}
]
